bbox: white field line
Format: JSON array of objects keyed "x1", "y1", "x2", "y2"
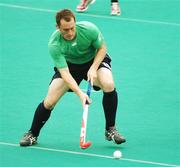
[
  {"x1": 0, "y1": 3, "x2": 180, "y2": 27},
  {"x1": 0, "y1": 141, "x2": 179, "y2": 167}
]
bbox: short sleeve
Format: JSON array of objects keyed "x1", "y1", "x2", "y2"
[
  {"x1": 48, "y1": 44, "x2": 68, "y2": 69},
  {"x1": 88, "y1": 23, "x2": 104, "y2": 49},
  {"x1": 92, "y1": 32, "x2": 104, "y2": 49}
]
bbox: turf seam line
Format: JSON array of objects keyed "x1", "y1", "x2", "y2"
[
  {"x1": 0, "y1": 3, "x2": 180, "y2": 27},
  {"x1": 0, "y1": 141, "x2": 179, "y2": 167}
]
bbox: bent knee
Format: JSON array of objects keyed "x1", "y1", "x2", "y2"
[
  {"x1": 44, "y1": 98, "x2": 57, "y2": 110},
  {"x1": 101, "y1": 81, "x2": 115, "y2": 92}
]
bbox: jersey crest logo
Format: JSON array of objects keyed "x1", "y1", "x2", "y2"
[{"x1": 72, "y1": 42, "x2": 77, "y2": 46}]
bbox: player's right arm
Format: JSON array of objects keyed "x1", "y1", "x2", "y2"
[
  {"x1": 48, "y1": 36, "x2": 90, "y2": 107},
  {"x1": 48, "y1": 41, "x2": 91, "y2": 107},
  {"x1": 58, "y1": 67, "x2": 91, "y2": 108}
]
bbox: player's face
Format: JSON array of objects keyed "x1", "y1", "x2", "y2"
[{"x1": 59, "y1": 18, "x2": 76, "y2": 41}]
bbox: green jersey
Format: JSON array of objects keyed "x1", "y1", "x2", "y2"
[{"x1": 48, "y1": 21, "x2": 104, "y2": 69}]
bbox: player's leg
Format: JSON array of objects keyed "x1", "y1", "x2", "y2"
[
  {"x1": 19, "y1": 78, "x2": 69, "y2": 146},
  {"x1": 111, "y1": 0, "x2": 121, "y2": 15},
  {"x1": 94, "y1": 57, "x2": 126, "y2": 144},
  {"x1": 76, "y1": 0, "x2": 96, "y2": 12},
  {"x1": 95, "y1": 67, "x2": 117, "y2": 129}
]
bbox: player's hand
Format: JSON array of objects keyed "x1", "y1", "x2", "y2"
[
  {"x1": 79, "y1": 91, "x2": 92, "y2": 108},
  {"x1": 87, "y1": 67, "x2": 97, "y2": 86}
]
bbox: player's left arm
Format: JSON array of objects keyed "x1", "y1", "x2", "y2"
[
  {"x1": 91, "y1": 43, "x2": 107, "y2": 70},
  {"x1": 87, "y1": 23, "x2": 107, "y2": 85},
  {"x1": 87, "y1": 43, "x2": 107, "y2": 85}
]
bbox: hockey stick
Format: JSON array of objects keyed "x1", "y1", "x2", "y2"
[{"x1": 80, "y1": 81, "x2": 92, "y2": 149}]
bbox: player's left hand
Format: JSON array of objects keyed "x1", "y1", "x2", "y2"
[{"x1": 87, "y1": 67, "x2": 97, "y2": 86}]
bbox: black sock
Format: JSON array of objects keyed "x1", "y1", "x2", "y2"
[
  {"x1": 102, "y1": 89, "x2": 118, "y2": 130},
  {"x1": 111, "y1": 0, "x2": 118, "y2": 3},
  {"x1": 29, "y1": 102, "x2": 52, "y2": 137}
]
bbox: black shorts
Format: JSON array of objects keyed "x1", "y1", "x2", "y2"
[{"x1": 51, "y1": 54, "x2": 112, "y2": 91}]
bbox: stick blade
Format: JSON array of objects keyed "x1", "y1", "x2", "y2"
[{"x1": 80, "y1": 141, "x2": 92, "y2": 149}]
